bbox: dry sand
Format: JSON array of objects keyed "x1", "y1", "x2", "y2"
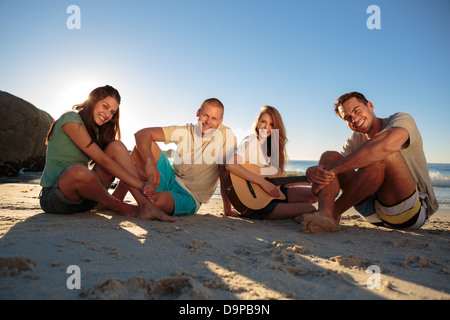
[{"x1": 0, "y1": 182, "x2": 449, "y2": 300}]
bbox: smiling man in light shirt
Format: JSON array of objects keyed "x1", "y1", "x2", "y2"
[
  {"x1": 119, "y1": 98, "x2": 236, "y2": 217},
  {"x1": 298, "y1": 91, "x2": 438, "y2": 233}
]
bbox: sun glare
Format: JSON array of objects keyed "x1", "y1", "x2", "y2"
[
  {"x1": 55, "y1": 80, "x2": 102, "y2": 111},
  {"x1": 61, "y1": 81, "x2": 99, "y2": 106}
]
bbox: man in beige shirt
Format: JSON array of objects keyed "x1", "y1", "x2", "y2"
[
  {"x1": 131, "y1": 98, "x2": 236, "y2": 216},
  {"x1": 299, "y1": 92, "x2": 438, "y2": 232}
]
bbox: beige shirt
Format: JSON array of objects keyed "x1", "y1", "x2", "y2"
[
  {"x1": 341, "y1": 112, "x2": 439, "y2": 216},
  {"x1": 162, "y1": 123, "x2": 236, "y2": 203}
]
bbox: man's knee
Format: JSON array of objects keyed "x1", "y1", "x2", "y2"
[
  {"x1": 371, "y1": 151, "x2": 410, "y2": 174},
  {"x1": 319, "y1": 151, "x2": 343, "y2": 165},
  {"x1": 131, "y1": 142, "x2": 162, "y2": 164},
  {"x1": 131, "y1": 147, "x2": 143, "y2": 166},
  {"x1": 154, "y1": 191, "x2": 175, "y2": 214},
  {"x1": 383, "y1": 151, "x2": 406, "y2": 165},
  {"x1": 380, "y1": 151, "x2": 415, "y2": 184}
]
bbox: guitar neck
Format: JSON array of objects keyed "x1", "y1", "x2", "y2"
[{"x1": 265, "y1": 175, "x2": 308, "y2": 186}]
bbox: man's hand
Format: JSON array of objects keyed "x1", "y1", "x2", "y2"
[
  {"x1": 141, "y1": 180, "x2": 158, "y2": 204},
  {"x1": 144, "y1": 162, "x2": 161, "y2": 190},
  {"x1": 306, "y1": 165, "x2": 335, "y2": 195}
]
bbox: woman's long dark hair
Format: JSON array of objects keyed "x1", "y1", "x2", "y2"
[{"x1": 46, "y1": 85, "x2": 121, "y2": 150}]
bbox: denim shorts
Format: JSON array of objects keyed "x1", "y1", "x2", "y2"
[
  {"x1": 40, "y1": 183, "x2": 98, "y2": 214},
  {"x1": 39, "y1": 165, "x2": 115, "y2": 215},
  {"x1": 156, "y1": 152, "x2": 200, "y2": 216}
]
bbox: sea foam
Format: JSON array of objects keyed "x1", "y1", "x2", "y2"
[{"x1": 429, "y1": 170, "x2": 450, "y2": 188}]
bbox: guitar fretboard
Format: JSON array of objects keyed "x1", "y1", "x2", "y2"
[{"x1": 265, "y1": 176, "x2": 307, "y2": 186}]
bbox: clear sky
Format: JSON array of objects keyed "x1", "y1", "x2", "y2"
[{"x1": 1, "y1": 0, "x2": 449, "y2": 163}]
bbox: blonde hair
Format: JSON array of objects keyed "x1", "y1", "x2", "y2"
[{"x1": 253, "y1": 105, "x2": 288, "y2": 174}]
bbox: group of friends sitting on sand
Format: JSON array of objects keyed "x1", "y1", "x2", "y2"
[{"x1": 38, "y1": 85, "x2": 438, "y2": 233}]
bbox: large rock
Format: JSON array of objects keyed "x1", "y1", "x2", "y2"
[{"x1": 0, "y1": 91, "x2": 54, "y2": 176}]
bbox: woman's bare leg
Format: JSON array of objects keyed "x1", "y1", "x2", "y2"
[
  {"x1": 285, "y1": 186, "x2": 317, "y2": 204},
  {"x1": 57, "y1": 164, "x2": 139, "y2": 217},
  {"x1": 94, "y1": 141, "x2": 176, "y2": 221},
  {"x1": 264, "y1": 187, "x2": 317, "y2": 220},
  {"x1": 110, "y1": 161, "x2": 150, "y2": 202},
  {"x1": 264, "y1": 202, "x2": 316, "y2": 220}
]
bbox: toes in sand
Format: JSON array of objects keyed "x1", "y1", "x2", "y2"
[{"x1": 300, "y1": 212, "x2": 340, "y2": 233}]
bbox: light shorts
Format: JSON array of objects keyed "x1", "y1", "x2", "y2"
[
  {"x1": 156, "y1": 152, "x2": 200, "y2": 216},
  {"x1": 354, "y1": 188, "x2": 428, "y2": 229}
]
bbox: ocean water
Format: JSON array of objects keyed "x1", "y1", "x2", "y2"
[
  {"x1": 284, "y1": 160, "x2": 450, "y2": 209},
  {"x1": 4, "y1": 162, "x2": 449, "y2": 209},
  {"x1": 211, "y1": 161, "x2": 450, "y2": 209}
]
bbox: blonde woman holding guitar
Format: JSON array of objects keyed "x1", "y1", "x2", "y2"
[{"x1": 221, "y1": 106, "x2": 317, "y2": 219}]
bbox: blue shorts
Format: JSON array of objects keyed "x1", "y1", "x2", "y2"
[
  {"x1": 156, "y1": 153, "x2": 200, "y2": 216},
  {"x1": 40, "y1": 183, "x2": 98, "y2": 214},
  {"x1": 354, "y1": 189, "x2": 428, "y2": 229}
]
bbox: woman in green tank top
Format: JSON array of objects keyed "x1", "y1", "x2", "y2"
[{"x1": 39, "y1": 85, "x2": 175, "y2": 222}]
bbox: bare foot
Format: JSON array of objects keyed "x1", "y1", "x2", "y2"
[
  {"x1": 97, "y1": 202, "x2": 141, "y2": 218},
  {"x1": 138, "y1": 205, "x2": 177, "y2": 222},
  {"x1": 298, "y1": 212, "x2": 340, "y2": 233},
  {"x1": 224, "y1": 208, "x2": 240, "y2": 217}
]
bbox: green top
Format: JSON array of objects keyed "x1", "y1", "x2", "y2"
[{"x1": 40, "y1": 111, "x2": 91, "y2": 187}]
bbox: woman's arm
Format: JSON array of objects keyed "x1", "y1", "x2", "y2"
[
  {"x1": 62, "y1": 122, "x2": 145, "y2": 191},
  {"x1": 224, "y1": 162, "x2": 281, "y2": 198}
]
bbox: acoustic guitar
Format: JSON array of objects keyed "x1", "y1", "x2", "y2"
[{"x1": 223, "y1": 163, "x2": 308, "y2": 215}]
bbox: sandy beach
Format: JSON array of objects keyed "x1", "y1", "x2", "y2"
[{"x1": 0, "y1": 182, "x2": 449, "y2": 301}]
